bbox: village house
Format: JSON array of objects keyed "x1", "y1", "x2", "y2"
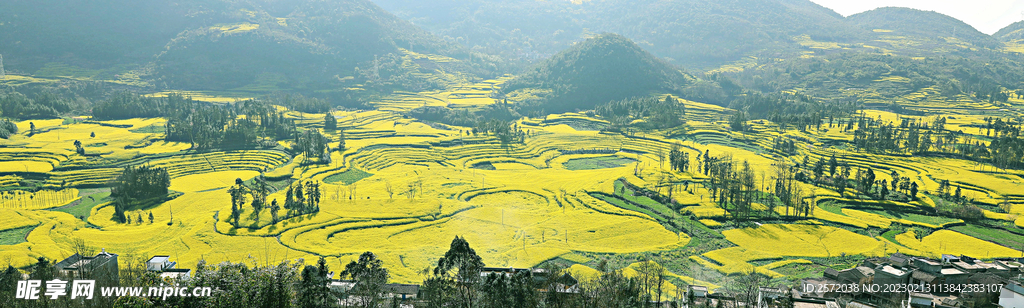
[
  {"x1": 146, "y1": 255, "x2": 191, "y2": 281},
  {"x1": 384, "y1": 283, "x2": 420, "y2": 300},
  {"x1": 873, "y1": 265, "x2": 910, "y2": 287},
  {"x1": 912, "y1": 258, "x2": 942, "y2": 274},
  {"x1": 55, "y1": 249, "x2": 119, "y2": 285},
  {"x1": 837, "y1": 266, "x2": 874, "y2": 285},
  {"x1": 690, "y1": 285, "x2": 709, "y2": 298},
  {"x1": 1000, "y1": 280, "x2": 1024, "y2": 308}
]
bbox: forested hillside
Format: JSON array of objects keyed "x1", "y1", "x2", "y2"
[{"x1": 0, "y1": 0, "x2": 485, "y2": 93}]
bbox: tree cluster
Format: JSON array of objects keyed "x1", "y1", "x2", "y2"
[
  {"x1": 596, "y1": 96, "x2": 685, "y2": 130},
  {"x1": 92, "y1": 91, "x2": 167, "y2": 120},
  {"x1": 265, "y1": 93, "x2": 331, "y2": 114},
  {"x1": 728, "y1": 92, "x2": 857, "y2": 131},
  {"x1": 226, "y1": 176, "x2": 278, "y2": 227},
  {"x1": 293, "y1": 129, "x2": 330, "y2": 164},
  {"x1": 0, "y1": 118, "x2": 18, "y2": 139},
  {"x1": 0, "y1": 90, "x2": 72, "y2": 119},
  {"x1": 109, "y1": 166, "x2": 170, "y2": 223},
  {"x1": 668, "y1": 145, "x2": 690, "y2": 173},
  {"x1": 284, "y1": 181, "x2": 323, "y2": 216}
]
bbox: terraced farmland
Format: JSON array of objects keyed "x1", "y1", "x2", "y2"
[{"x1": 2, "y1": 82, "x2": 1024, "y2": 291}]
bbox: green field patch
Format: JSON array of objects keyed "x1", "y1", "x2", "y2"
[
  {"x1": 51, "y1": 191, "x2": 111, "y2": 220},
  {"x1": 614, "y1": 180, "x2": 675, "y2": 217},
  {"x1": 323, "y1": 168, "x2": 373, "y2": 185},
  {"x1": 559, "y1": 252, "x2": 594, "y2": 264},
  {"x1": 591, "y1": 193, "x2": 661, "y2": 221},
  {"x1": 33, "y1": 62, "x2": 102, "y2": 79},
  {"x1": 564, "y1": 156, "x2": 636, "y2": 170},
  {"x1": 951, "y1": 224, "x2": 1024, "y2": 250},
  {"x1": 0, "y1": 225, "x2": 36, "y2": 245},
  {"x1": 470, "y1": 162, "x2": 496, "y2": 170},
  {"x1": 858, "y1": 208, "x2": 962, "y2": 227},
  {"x1": 819, "y1": 202, "x2": 845, "y2": 215},
  {"x1": 129, "y1": 124, "x2": 165, "y2": 134},
  {"x1": 881, "y1": 229, "x2": 901, "y2": 243}
]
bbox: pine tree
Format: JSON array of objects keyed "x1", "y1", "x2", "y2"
[
  {"x1": 828, "y1": 154, "x2": 838, "y2": 176},
  {"x1": 338, "y1": 129, "x2": 346, "y2": 152},
  {"x1": 324, "y1": 112, "x2": 337, "y2": 130},
  {"x1": 270, "y1": 199, "x2": 280, "y2": 223},
  {"x1": 284, "y1": 185, "x2": 294, "y2": 209},
  {"x1": 295, "y1": 182, "x2": 306, "y2": 212}
]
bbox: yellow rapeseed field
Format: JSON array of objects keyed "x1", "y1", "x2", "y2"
[
  {"x1": 723, "y1": 224, "x2": 881, "y2": 258},
  {"x1": 896, "y1": 230, "x2": 1022, "y2": 258},
  {"x1": 169, "y1": 170, "x2": 261, "y2": 192},
  {"x1": 3, "y1": 90, "x2": 1024, "y2": 288}
]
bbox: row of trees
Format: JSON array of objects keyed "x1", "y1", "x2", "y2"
[
  {"x1": 165, "y1": 97, "x2": 296, "y2": 150},
  {"x1": 800, "y1": 155, "x2": 921, "y2": 203},
  {"x1": 851, "y1": 114, "x2": 1024, "y2": 170},
  {"x1": 225, "y1": 177, "x2": 326, "y2": 228},
  {"x1": 0, "y1": 90, "x2": 72, "y2": 119},
  {"x1": 689, "y1": 150, "x2": 915, "y2": 221},
  {"x1": 93, "y1": 93, "x2": 299, "y2": 150},
  {"x1": 727, "y1": 93, "x2": 857, "y2": 131},
  {"x1": 0, "y1": 235, "x2": 794, "y2": 308},
  {"x1": 284, "y1": 181, "x2": 323, "y2": 215},
  {"x1": 700, "y1": 153, "x2": 764, "y2": 220}
]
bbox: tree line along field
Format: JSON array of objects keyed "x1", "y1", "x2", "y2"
[{"x1": 2, "y1": 81, "x2": 1024, "y2": 295}]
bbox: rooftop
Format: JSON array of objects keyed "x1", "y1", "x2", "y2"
[
  {"x1": 384, "y1": 283, "x2": 419, "y2": 294},
  {"x1": 911, "y1": 270, "x2": 938, "y2": 282},
  {"x1": 846, "y1": 302, "x2": 877, "y2": 308},
  {"x1": 56, "y1": 252, "x2": 116, "y2": 271},
  {"x1": 940, "y1": 268, "x2": 966, "y2": 275},
  {"x1": 978, "y1": 263, "x2": 1008, "y2": 271},
  {"x1": 878, "y1": 265, "x2": 906, "y2": 276},
  {"x1": 910, "y1": 292, "x2": 935, "y2": 300},
  {"x1": 996, "y1": 260, "x2": 1024, "y2": 268},
  {"x1": 953, "y1": 261, "x2": 985, "y2": 270}
]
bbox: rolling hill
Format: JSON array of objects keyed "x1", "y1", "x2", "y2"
[
  {"x1": 844, "y1": 7, "x2": 1003, "y2": 58},
  {"x1": 503, "y1": 33, "x2": 691, "y2": 113},
  {"x1": 995, "y1": 21, "x2": 1024, "y2": 42}
]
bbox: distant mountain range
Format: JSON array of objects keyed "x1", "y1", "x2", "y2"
[
  {"x1": 0, "y1": 0, "x2": 466, "y2": 91},
  {"x1": 374, "y1": 0, "x2": 1024, "y2": 67},
  {"x1": 2, "y1": 0, "x2": 1023, "y2": 109},
  {"x1": 373, "y1": 0, "x2": 868, "y2": 70}
]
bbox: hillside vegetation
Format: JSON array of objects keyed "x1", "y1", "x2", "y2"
[{"x1": 503, "y1": 34, "x2": 692, "y2": 113}]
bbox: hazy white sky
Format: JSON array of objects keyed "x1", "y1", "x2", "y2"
[{"x1": 809, "y1": 0, "x2": 1024, "y2": 34}]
